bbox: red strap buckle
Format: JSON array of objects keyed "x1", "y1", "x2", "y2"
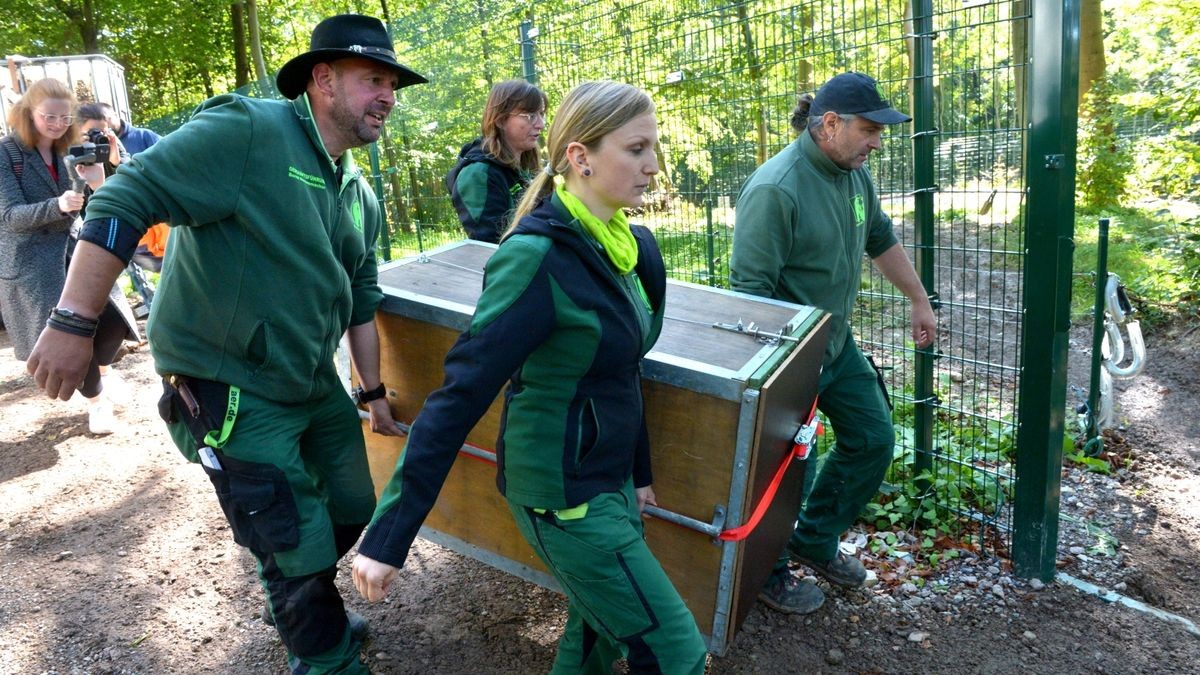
[
  {"x1": 717, "y1": 398, "x2": 820, "y2": 542},
  {"x1": 791, "y1": 419, "x2": 821, "y2": 461}
]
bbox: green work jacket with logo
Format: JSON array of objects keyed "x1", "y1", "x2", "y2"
[
  {"x1": 83, "y1": 94, "x2": 385, "y2": 403},
  {"x1": 358, "y1": 194, "x2": 666, "y2": 569},
  {"x1": 730, "y1": 130, "x2": 898, "y2": 363}
]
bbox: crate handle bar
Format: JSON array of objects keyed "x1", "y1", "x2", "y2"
[{"x1": 359, "y1": 410, "x2": 731, "y2": 539}]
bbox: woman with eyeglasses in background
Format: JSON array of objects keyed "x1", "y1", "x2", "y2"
[
  {"x1": 446, "y1": 79, "x2": 548, "y2": 243},
  {"x1": 0, "y1": 79, "x2": 128, "y2": 434}
]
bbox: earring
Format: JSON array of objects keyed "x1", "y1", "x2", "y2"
[{"x1": 582, "y1": 168, "x2": 592, "y2": 177}]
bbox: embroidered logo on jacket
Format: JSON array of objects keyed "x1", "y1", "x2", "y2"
[
  {"x1": 852, "y1": 193, "x2": 866, "y2": 226},
  {"x1": 287, "y1": 166, "x2": 325, "y2": 189},
  {"x1": 351, "y1": 197, "x2": 364, "y2": 233}
]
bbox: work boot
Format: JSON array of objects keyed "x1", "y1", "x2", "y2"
[
  {"x1": 286, "y1": 613, "x2": 369, "y2": 675},
  {"x1": 288, "y1": 655, "x2": 309, "y2": 675},
  {"x1": 262, "y1": 603, "x2": 369, "y2": 641},
  {"x1": 790, "y1": 549, "x2": 868, "y2": 588},
  {"x1": 757, "y1": 568, "x2": 824, "y2": 615},
  {"x1": 346, "y1": 610, "x2": 369, "y2": 641}
]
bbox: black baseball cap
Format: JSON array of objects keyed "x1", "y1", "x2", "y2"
[{"x1": 810, "y1": 72, "x2": 911, "y2": 125}]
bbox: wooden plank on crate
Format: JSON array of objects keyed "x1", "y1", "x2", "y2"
[
  {"x1": 379, "y1": 244, "x2": 491, "y2": 311},
  {"x1": 642, "y1": 381, "x2": 743, "y2": 631},
  {"x1": 374, "y1": 312, "x2": 503, "y2": 448},
  {"x1": 362, "y1": 433, "x2": 548, "y2": 575},
  {"x1": 657, "y1": 286, "x2": 808, "y2": 373}
]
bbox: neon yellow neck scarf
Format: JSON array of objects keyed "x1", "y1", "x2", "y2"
[{"x1": 556, "y1": 184, "x2": 638, "y2": 274}]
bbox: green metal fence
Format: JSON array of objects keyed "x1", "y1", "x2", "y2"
[
  {"x1": 147, "y1": 0, "x2": 1077, "y2": 578},
  {"x1": 380, "y1": 0, "x2": 1076, "y2": 578}
]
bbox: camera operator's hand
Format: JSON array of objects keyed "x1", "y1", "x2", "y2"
[
  {"x1": 57, "y1": 190, "x2": 85, "y2": 214},
  {"x1": 74, "y1": 163, "x2": 106, "y2": 191},
  {"x1": 101, "y1": 128, "x2": 122, "y2": 166}
]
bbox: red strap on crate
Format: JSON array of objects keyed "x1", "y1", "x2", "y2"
[{"x1": 717, "y1": 398, "x2": 820, "y2": 542}]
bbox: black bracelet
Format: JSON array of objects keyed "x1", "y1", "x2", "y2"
[
  {"x1": 352, "y1": 382, "x2": 387, "y2": 405},
  {"x1": 46, "y1": 307, "x2": 99, "y2": 338},
  {"x1": 47, "y1": 316, "x2": 98, "y2": 338}
]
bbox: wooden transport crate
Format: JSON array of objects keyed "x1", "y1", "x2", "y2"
[{"x1": 363, "y1": 240, "x2": 829, "y2": 655}]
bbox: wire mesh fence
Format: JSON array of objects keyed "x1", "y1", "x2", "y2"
[{"x1": 511, "y1": 0, "x2": 1028, "y2": 557}]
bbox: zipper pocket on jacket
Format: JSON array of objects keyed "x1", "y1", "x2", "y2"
[{"x1": 573, "y1": 398, "x2": 600, "y2": 472}]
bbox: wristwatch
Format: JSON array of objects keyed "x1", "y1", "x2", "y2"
[{"x1": 352, "y1": 382, "x2": 387, "y2": 405}]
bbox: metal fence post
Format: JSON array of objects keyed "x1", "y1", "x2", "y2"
[
  {"x1": 368, "y1": 142, "x2": 392, "y2": 262},
  {"x1": 705, "y1": 195, "x2": 716, "y2": 285},
  {"x1": 520, "y1": 20, "x2": 537, "y2": 84},
  {"x1": 1083, "y1": 217, "x2": 1111, "y2": 455},
  {"x1": 909, "y1": 0, "x2": 937, "y2": 485},
  {"x1": 1012, "y1": 0, "x2": 1081, "y2": 580}
]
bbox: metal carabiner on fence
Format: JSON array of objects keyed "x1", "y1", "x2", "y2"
[{"x1": 1101, "y1": 274, "x2": 1147, "y2": 380}]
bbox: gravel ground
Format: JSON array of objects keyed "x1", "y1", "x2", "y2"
[{"x1": 1, "y1": 316, "x2": 1197, "y2": 674}]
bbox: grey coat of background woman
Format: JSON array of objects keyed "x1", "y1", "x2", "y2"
[{"x1": 0, "y1": 134, "x2": 75, "y2": 360}]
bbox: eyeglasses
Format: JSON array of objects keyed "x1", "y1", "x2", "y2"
[
  {"x1": 513, "y1": 112, "x2": 546, "y2": 124},
  {"x1": 35, "y1": 110, "x2": 75, "y2": 125}
]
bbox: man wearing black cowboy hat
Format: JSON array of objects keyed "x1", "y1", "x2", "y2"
[
  {"x1": 27, "y1": 14, "x2": 424, "y2": 674},
  {"x1": 730, "y1": 72, "x2": 937, "y2": 615}
]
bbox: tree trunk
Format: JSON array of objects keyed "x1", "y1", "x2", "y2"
[
  {"x1": 246, "y1": 0, "x2": 269, "y2": 88},
  {"x1": 1011, "y1": 0, "x2": 1028, "y2": 131},
  {"x1": 735, "y1": 2, "x2": 768, "y2": 165},
  {"x1": 52, "y1": 0, "x2": 101, "y2": 53},
  {"x1": 1078, "y1": 0, "x2": 1106, "y2": 103},
  {"x1": 231, "y1": 2, "x2": 250, "y2": 88},
  {"x1": 475, "y1": 0, "x2": 493, "y2": 87},
  {"x1": 200, "y1": 67, "x2": 214, "y2": 99},
  {"x1": 380, "y1": 126, "x2": 411, "y2": 234}
]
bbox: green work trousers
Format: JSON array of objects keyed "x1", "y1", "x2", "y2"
[
  {"x1": 508, "y1": 480, "x2": 707, "y2": 675},
  {"x1": 787, "y1": 334, "x2": 895, "y2": 563},
  {"x1": 164, "y1": 381, "x2": 375, "y2": 674}
]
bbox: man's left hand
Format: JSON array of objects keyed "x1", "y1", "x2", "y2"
[
  {"x1": 27, "y1": 327, "x2": 95, "y2": 400},
  {"x1": 366, "y1": 397, "x2": 404, "y2": 437},
  {"x1": 911, "y1": 300, "x2": 937, "y2": 349}
]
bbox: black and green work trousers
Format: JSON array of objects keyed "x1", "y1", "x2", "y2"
[
  {"x1": 162, "y1": 379, "x2": 375, "y2": 674},
  {"x1": 509, "y1": 480, "x2": 708, "y2": 675},
  {"x1": 787, "y1": 334, "x2": 895, "y2": 563}
]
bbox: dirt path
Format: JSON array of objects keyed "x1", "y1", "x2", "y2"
[{"x1": 1, "y1": 320, "x2": 1198, "y2": 674}]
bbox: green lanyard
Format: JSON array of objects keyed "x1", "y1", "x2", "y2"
[{"x1": 203, "y1": 385, "x2": 241, "y2": 449}]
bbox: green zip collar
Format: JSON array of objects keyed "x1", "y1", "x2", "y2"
[
  {"x1": 291, "y1": 94, "x2": 362, "y2": 189},
  {"x1": 800, "y1": 129, "x2": 850, "y2": 180}
]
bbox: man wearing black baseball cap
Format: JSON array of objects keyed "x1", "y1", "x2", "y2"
[
  {"x1": 730, "y1": 72, "x2": 936, "y2": 614},
  {"x1": 27, "y1": 14, "x2": 424, "y2": 674}
]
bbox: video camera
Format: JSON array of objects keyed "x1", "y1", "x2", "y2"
[{"x1": 66, "y1": 128, "x2": 110, "y2": 166}]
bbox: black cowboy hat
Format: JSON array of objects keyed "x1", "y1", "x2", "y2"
[{"x1": 275, "y1": 14, "x2": 427, "y2": 100}]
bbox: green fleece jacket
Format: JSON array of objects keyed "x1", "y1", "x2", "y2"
[
  {"x1": 358, "y1": 194, "x2": 666, "y2": 568},
  {"x1": 83, "y1": 94, "x2": 385, "y2": 402},
  {"x1": 730, "y1": 130, "x2": 897, "y2": 362}
]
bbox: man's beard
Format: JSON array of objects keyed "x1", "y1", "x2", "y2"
[{"x1": 331, "y1": 82, "x2": 385, "y2": 148}]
